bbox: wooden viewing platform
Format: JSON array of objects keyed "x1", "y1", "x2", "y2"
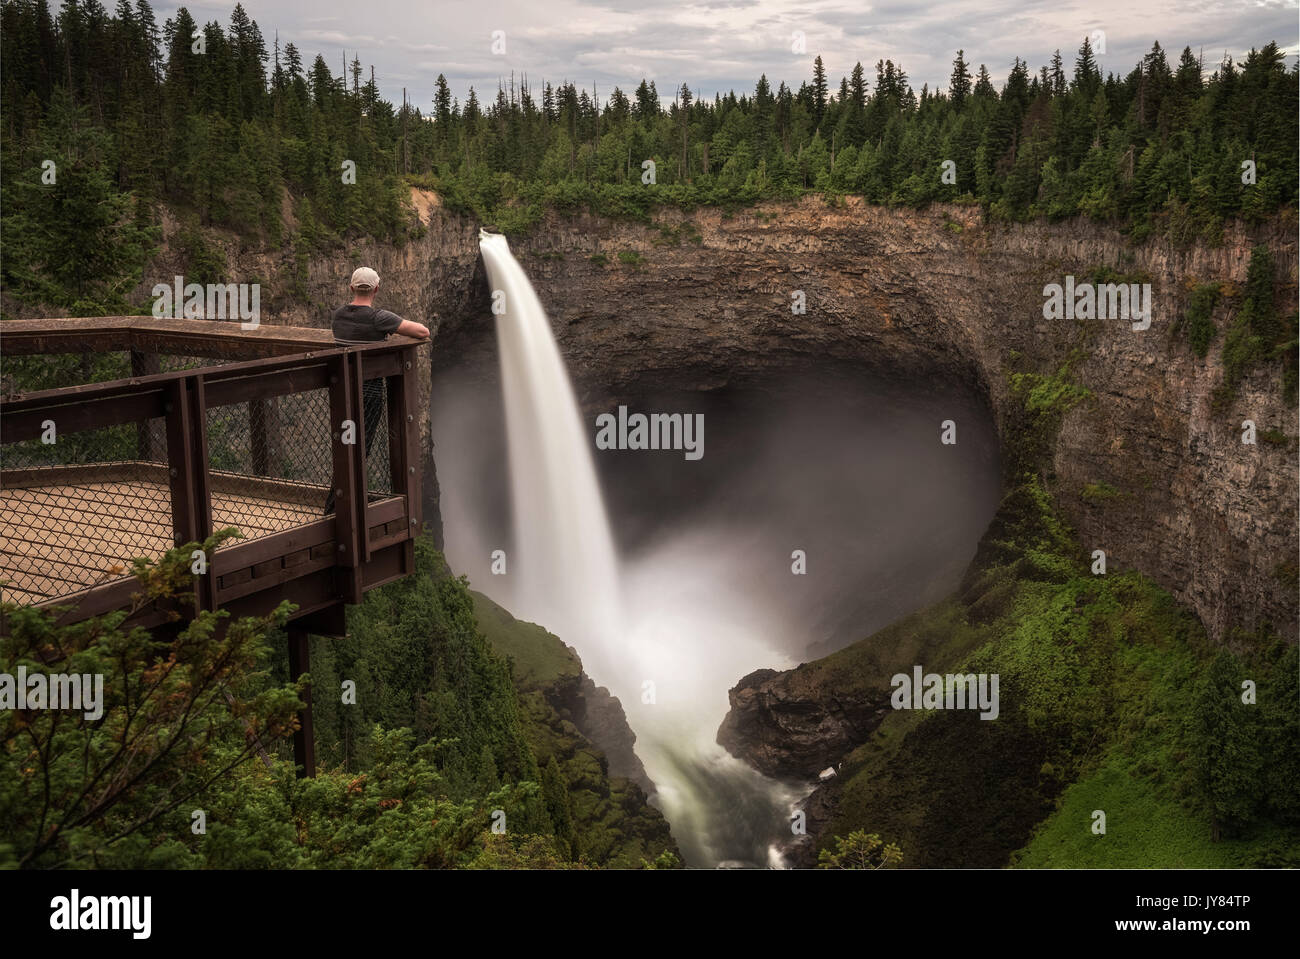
[{"x1": 0, "y1": 316, "x2": 428, "y2": 776}]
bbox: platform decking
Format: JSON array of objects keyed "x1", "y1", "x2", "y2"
[{"x1": 0, "y1": 466, "x2": 327, "y2": 603}]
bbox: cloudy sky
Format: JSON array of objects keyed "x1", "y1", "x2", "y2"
[{"x1": 157, "y1": 0, "x2": 1299, "y2": 108}]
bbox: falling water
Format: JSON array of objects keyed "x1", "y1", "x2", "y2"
[
  {"x1": 478, "y1": 231, "x2": 624, "y2": 686},
  {"x1": 478, "y1": 231, "x2": 803, "y2": 867}
]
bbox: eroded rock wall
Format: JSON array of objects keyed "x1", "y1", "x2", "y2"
[{"x1": 137, "y1": 195, "x2": 1297, "y2": 643}]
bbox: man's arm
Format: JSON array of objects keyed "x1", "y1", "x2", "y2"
[{"x1": 395, "y1": 318, "x2": 430, "y2": 339}]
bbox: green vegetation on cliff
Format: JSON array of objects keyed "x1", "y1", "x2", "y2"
[
  {"x1": 297, "y1": 541, "x2": 679, "y2": 868},
  {"x1": 468, "y1": 590, "x2": 680, "y2": 867},
  {"x1": 814, "y1": 476, "x2": 1300, "y2": 868},
  {"x1": 805, "y1": 350, "x2": 1299, "y2": 868},
  {"x1": 0, "y1": 534, "x2": 678, "y2": 868}
]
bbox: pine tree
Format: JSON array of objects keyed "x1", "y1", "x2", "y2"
[
  {"x1": 1, "y1": 86, "x2": 158, "y2": 310},
  {"x1": 949, "y1": 49, "x2": 972, "y2": 110},
  {"x1": 540, "y1": 756, "x2": 577, "y2": 860},
  {"x1": 811, "y1": 55, "x2": 828, "y2": 127},
  {"x1": 1075, "y1": 36, "x2": 1101, "y2": 94}
]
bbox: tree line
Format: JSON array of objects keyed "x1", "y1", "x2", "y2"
[{"x1": 1, "y1": 0, "x2": 1296, "y2": 312}]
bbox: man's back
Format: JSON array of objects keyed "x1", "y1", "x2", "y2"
[{"x1": 332, "y1": 303, "x2": 402, "y2": 344}]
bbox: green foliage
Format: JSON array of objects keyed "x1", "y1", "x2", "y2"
[
  {"x1": 813, "y1": 335, "x2": 1296, "y2": 869},
  {"x1": 814, "y1": 472, "x2": 1300, "y2": 868},
  {"x1": 473, "y1": 589, "x2": 680, "y2": 867},
  {"x1": 1178, "y1": 282, "x2": 1222, "y2": 357},
  {"x1": 305, "y1": 541, "x2": 679, "y2": 867},
  {"x1": 640, "y1": 849, "x2": 682, "y2": 869},
  {"x1": 541, "y1": 755, "x2": 578, "y2": 859},
  {"x1": 194, "y1": 725, "x2": 557, "y2": 869},
  {"x1": 1213, "y1": 246, "x2": 1288, "y2": 410},
  {"x1": 0, "y1": 530, "x2": 302, "y2": 868},
  {"x1": 1004, "y1": 355, "x2": 1092, "y2": 474},
  {"x1": 470, "y1": 591, "x2": 579, "y2": 688},
  {"x1": 176, "y1": 218, "x2": 228, "y2": 286},
  {"x1": 1, "y1": 87, "x2": 159, "y2": 312},
  {"x1": 307, "y1": 539, "x2": 538, "y2": 794},
  {"x1": 1192, "y1": 651, "x2": 1262, "y2": 838},
  {"x1": 1080, "y1": 481, "x2": 1123, "y2": 504},
  {"x1": 0, "y1": 534, "x2": 680, "y2": 869},
  {"x1": 2, "y1": 5, "x2": 1296, "y2": 298},
  {"x1": 817, "y1": 830, "x2": 903, "y2": 869}
]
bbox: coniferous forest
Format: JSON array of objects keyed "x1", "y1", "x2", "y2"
[{"x1": 1, "y1": 0, "x2": 1297, "y2": 315}]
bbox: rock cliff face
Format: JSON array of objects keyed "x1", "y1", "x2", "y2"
[
  {"x1": 423, "y1": 198, "x2": 1295, "y2": 644},
  {"x1": 142, "y1": 192, "x2": 1296, "y2": 642}
]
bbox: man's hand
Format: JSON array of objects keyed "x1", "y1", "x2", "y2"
[{"x1": 396, "y1": 319, "x2": 430, "y2": 340}]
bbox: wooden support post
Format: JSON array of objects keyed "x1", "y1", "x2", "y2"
[
  {"x1": 352, "y1": 351, "x2": 372, "y2": 563},
  {"x1": 165, "y1": 379, "x2": 197, "y2": 547},
  {"x1": 164, "y1": 375, "x2": 215, "y2": 612},
  {"x1": 287, "y1": 627, "x2": 316, "y2": 778},
  {"x1": 189, "y1": 375, "x2": 215, "y2": 611},
  {"x1": 401, "y1": 347, "x2": 420, "y2": 535},
  {"x1": 328, "y1": 353, "x2": 363, "y2": 604}
]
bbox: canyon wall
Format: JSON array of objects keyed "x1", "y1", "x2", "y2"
[{"x1": 146, "y1": 194, "x2": 1297, "y2": 644}]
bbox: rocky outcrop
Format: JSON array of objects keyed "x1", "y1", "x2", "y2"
[
  {"x1": 717, "y1": 668, "x2": 890, "y2": 780},
  {"x1": 547, "y1": 669, "x2": 655, "y2": 797},
  {"x1": 468, "y1": 589, "x2": 654, "y2": 796}
]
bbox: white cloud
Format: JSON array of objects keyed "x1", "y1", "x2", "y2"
[{"x1": 150, "y1": 0, "x2": 1299, "y2": 106}]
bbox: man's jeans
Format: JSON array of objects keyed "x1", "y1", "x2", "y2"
[{"x1": 323, "y1": 378, "x2": 385, "y2": 515}]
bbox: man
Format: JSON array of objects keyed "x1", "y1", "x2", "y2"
[{"x1": 323, "y1": 267, "x2": 430, "y2": 515}]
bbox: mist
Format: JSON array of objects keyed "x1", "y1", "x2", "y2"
[
  {"x1": 436, "y1": 361, "x2": 1002, "y2": 660},
  {"x1": 434, "y1": 330, "x2": 1004, "y2": 865}
]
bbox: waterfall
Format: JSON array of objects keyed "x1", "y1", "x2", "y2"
[
  {"x1": 478, "y1": 231, "x2": 624, "y2": 686},
  {"x1": 478, "y1": 231, "x2": 804, "y2": 867}
]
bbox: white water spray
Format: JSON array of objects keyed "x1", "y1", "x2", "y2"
[{"x1": 478, "y1": 231, "x2": 803, "y2": 866}]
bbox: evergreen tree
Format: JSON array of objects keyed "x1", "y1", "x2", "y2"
[
  {"x1": 540, "y1": 755, "x2": 577, "y2": 860},
  {"x1": 1, "y1": 86, "x2": 158, "y2": 311},
  {"x1": 1074, "y1": 36, "x2": 1101, "y2": 94},
  {"x1": 949, "y1": 49, "x2": 972, "y2": 110},
  {"x1": 811, "y1": 55, "x2": 828, "y2": 127},
  {"x1": 1192, "y1": 651, "x2": 1262, "y2": 840}
]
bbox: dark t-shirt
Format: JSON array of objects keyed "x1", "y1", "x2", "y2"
[{"x1": 332, "y1": 304, "x2": 402, "y2": 344}]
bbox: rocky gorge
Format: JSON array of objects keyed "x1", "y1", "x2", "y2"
[
  {"x1": 223, "y1": 193, "x2": 1296, "y2": 650},
  {"x1": 125, "y1": 193, "x2": 1296, "y2": 864}
]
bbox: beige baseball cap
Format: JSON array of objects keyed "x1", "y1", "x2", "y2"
[{"x1": 350, "y1": 267, "x2": 380, "y2": 291}]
